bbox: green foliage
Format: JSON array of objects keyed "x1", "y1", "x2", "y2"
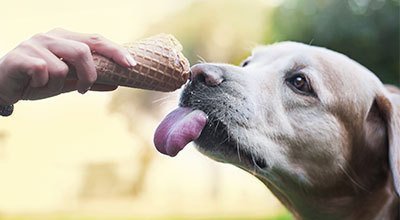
[{"x1": 270, "y1": 0, "x2": 400, "y2": 85}]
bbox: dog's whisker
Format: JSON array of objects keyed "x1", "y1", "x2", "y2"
[
  {"x1": 155, "y1": 100, "x2": 177, "y2": 106},
  {"x1": 151, "y1": 94, "x2": 176, "y2": 104},
  {"x1": 214, "y1": 120, "x2": 220, "y2": 136},
  {"x1": 152, "y1": 100, "x2": 179, "y2": 107},
  {"x1": 235, "y1": 136, "x2": 242, "y2": 163},
  {"x1": 339, "y1": 164, "x2": 369, "y2": 193},
  {"x1": 219, "y1": 136, "x2": 230, "y2": 146},
  {"x1": 196, "y1": 55, "x2": 207, "y2": 63},
  {"x1": 250, "y1": 154, "x2": 259, "y2": 175}
]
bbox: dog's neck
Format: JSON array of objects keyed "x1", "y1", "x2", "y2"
[
  {"x1": 258, "y1": 173, "x2": 399, "y2": 220},
  {"x1": 255, "y1": 132, "x2": 398, "y2": 220}
]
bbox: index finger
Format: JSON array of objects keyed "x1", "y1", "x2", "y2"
[{"x1": 48, "y1": 28, "x2": 136, "y2": 67}]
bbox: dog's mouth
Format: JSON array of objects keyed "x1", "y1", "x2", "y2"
[
  {"x1": 153, "y1": 81, "x2": 268, "y2": 170},
  {"x1": 153, "y1": 106, "x2": 267, "y2": 169}
]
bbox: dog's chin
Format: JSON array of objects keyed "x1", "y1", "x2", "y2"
[{"x1": 192, "y1": 117, "x2": 268, "y2": 172}]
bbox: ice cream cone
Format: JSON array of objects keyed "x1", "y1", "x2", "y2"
[{"x1": 93, "y1": 34, "x2": 190, "y2": 92}]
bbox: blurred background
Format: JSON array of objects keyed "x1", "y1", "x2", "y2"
[{"x1": 0, "y1": 0, "x2": 398, "y2": 219}]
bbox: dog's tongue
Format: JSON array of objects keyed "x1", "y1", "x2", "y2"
[{"x1": 154, "y1": 107, "x2": 207, "y2": 157}]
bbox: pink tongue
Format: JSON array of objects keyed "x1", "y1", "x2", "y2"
[{"x1": 153, "y1": 107, "x2": 207, "y2": 157}]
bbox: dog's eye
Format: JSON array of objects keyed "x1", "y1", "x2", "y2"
[
  {"x1": 241, "y1": 60, "x2": 250, "y2": 67},
  {"x1": 287, "y1": 74, "x2": 314, "y2": 95}
]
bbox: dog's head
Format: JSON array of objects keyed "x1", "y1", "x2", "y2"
[{"x1": 154, "y1": 42, "x2": 399, "y2": 217}]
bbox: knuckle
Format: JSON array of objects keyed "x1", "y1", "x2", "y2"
[
  {"x1": 74, "y1": 43, "x2": 91, "y2": 58},
  {"x1": 18, "y1": 40, "x2": 36, "y2": 51},
  {"x1": 31, "y1": 33, "x2": 53, "y2": 42},
  {"x1": 30, "y1": 59, "x2": 47, "y2": 73},
  {"x1": 89, "y1": 34, "x2": 104, "y2": 46},
  {"x1": 52, "y1": 64, "x2": 69, "y2": 78}
]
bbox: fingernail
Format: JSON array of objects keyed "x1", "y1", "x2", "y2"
[
  {"x1": 125, "y1": 54, "x2": 137, "y2": 67},
  {"x1": 78, "y1": 88, "x2": 89, "y2": 94}
]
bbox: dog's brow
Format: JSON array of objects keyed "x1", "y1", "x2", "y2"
[
  {"x1": 284, "y1": 62, "x2": 307, "y2": 75},
  {"x1": 251, "y1": 46, "x2": 269, "y2": 58}
]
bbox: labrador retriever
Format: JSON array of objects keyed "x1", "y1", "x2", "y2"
[{"x1": 154, "y1": 42, "x2": 400, "y2": 220}]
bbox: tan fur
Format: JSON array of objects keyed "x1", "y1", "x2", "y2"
[{"x1": 187, "y1": 42, "x2": 400, "y2": 219}]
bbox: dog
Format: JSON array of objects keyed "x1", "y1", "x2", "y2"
[{"x1": 154, "y1": 42, "x2": 400, "y2": 220}]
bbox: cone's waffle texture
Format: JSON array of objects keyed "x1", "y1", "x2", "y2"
[{"x1": 93, "y1": 34, "x2": 190, "y2": 92}]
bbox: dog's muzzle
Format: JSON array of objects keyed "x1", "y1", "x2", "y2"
[{"x1": 153, "y1": 64, "x2": 227, "y2": 157}]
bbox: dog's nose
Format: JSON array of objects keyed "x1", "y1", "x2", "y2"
[{"x1": 190, "y1": 64, "x2": 224, "y2": 86}]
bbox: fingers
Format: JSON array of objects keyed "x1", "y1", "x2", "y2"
[
  {"x1": 4, "y1": 51, "x2": 49, "y2": 88},
  {"x1": 20, "y1": 43, "x2": 69, "y2": 91},
  {"x1": 36, "y1": 29, "x2": 133, "y2": 94},
  {"x1": 0, "y1": 52, "x2": 50, "y2": 104},
  {"x1": 48, "y1": 28, "x2": 136, "y2": 67},
  {"x1": 21, "y1": 57, "x2": 50, "y2": 88},
  {"x1": 42, "y1": 37, "x2": 97, "y2": 94},
  {"x1": 11, "y1": 49, "x2": 70, "y2": 101},
  {"x1": 0, "y1": 29, "x2": 125, "y2": 103},
  {"x1": 44, "y1": 55, "x2": 69, "y2": 92},
  {"x1": 28, "y1": 58, "x2": 49, "y2": 88}
]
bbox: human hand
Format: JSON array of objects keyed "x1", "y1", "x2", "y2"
[{"x1": 0, "y1": 28, "x2": 136, "y2": 105}]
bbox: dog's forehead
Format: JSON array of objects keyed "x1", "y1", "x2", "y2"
[
  {"x1": 252, "y1": 41, "x2": 378, "y2": 84},
  {"x1": 251, "y1": 41, "x2": 383, "y2": 112},
  {"x1": 251, "y1": 41, "x2": 312, "y2": 59}
]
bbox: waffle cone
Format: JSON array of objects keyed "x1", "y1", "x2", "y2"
[{"x1": 93, "y1": 34, "x2": 190, "y2": 92}]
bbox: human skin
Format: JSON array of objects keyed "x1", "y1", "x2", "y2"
[{"x1": 0, "y1": 28, "x2": 137, "y2": 105}]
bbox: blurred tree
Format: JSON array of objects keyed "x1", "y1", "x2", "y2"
[
  {"x1": 270, "y1": 0, "x2": 400, "y2": 86},
  {"x1": 79, "y1": 162, "x2": 120, "y2": 198},
  {"x1": 107, "y1": 89, "x2": 164, "y2": 198},
  {"x1": 0, "y1": 131, "x2": 8, "y2": 159}
]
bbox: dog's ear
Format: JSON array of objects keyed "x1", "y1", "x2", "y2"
[{"x1": 369, "y1": 93, "x2": 400, "y2": 196}]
